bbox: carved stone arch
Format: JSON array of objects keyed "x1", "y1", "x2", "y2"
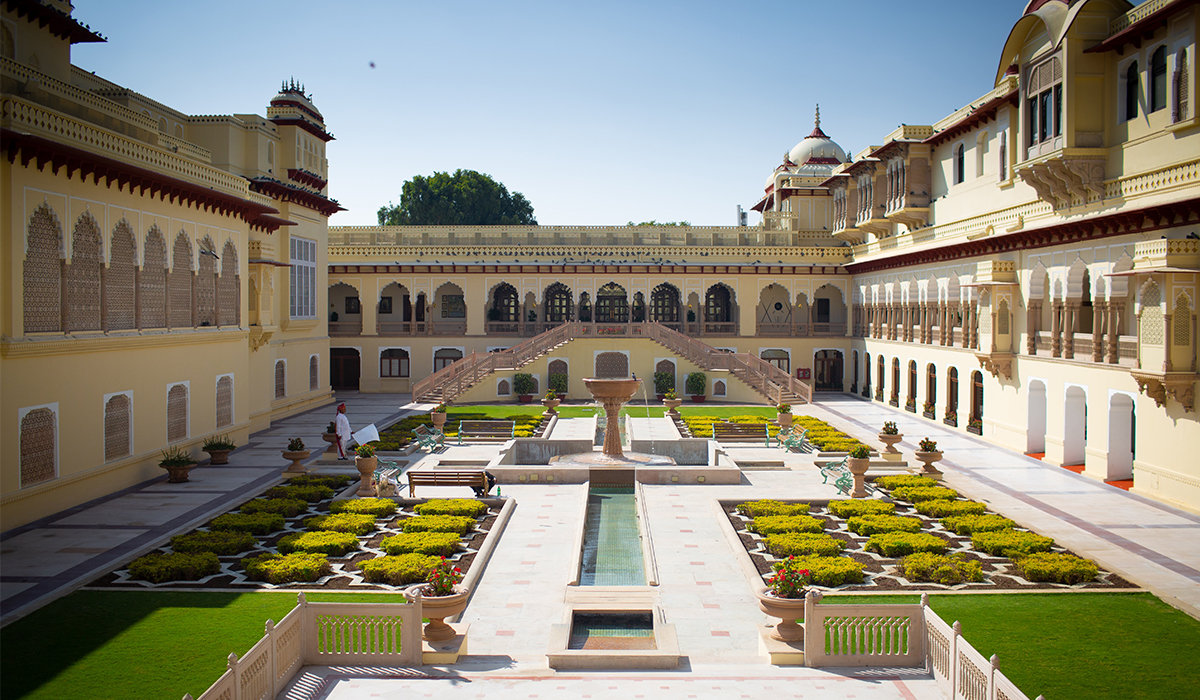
[
  {"x1": 1109, "y1": 254, "x2": 1134, "y2": 299},
  {"x1": 1174, "y1": 291, "x2": 1193, "y2": 348},
  {"x1": 1028, "y1": 262, "x2": 1049, "y2": 300},
  {"x1": 168, "y1": 231, "x2": 194, "y2": 329},
  {"x1": 219, "y1": 240, "x2": 240, "y2": 326},
  {"x1": 141, "y1": 226, "x2": 168, "y2": 328},
  {"x1": 108, "y1": 219, "x2": 138, "y2": 331},
  {"x1": 196, "y1": 235, "x2": 217, "y2": 327},
  {"x1": 67, "y1": 211, "x2": 103, "y2": 331},
  {"x1": 1139, "y1": 279, "x2": 1164, "y2": 346},
  {"x1": 488, "y1": 281, "x2": 520, "y2": 322},
  {"x1": 649, "y1": 282, "x2": 679, "y2": 323},
  {"x1": 595, "y1": 351, "x2": 629, "y2": 378},
  {"x1": 713, "y1": 379, "x2": 727, "y2": 397},
  {"x1": 23, "y1": 203, "x2": 64, "y2": 333},
  {"x1": 759, "y1": 283, "x2": 791, "y2": 323},
  {"x1": 597, "y1": 282, "x2": 629, "y2": 323},
  {"x1": 544, "y1": 282, "x2": 573, "y2": 323},
  {"x1": 1065, "y1": 258, "x2": 1089, "y2": 299}
]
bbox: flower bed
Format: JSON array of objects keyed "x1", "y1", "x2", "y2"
[
  {"x1": 376, "y1": 411, "x2": 542, "y2": 449},
  {"x1": 681, "y1": 414, "x2": 865, "y2": 452}
]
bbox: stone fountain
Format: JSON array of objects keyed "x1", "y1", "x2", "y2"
[{"x1": 548, "y1": 378, "x2": 674, "y2": 468}]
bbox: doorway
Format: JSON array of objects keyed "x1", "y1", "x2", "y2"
[
  {"x1": 330, "y1": 348, "x2": 361, "y2": 390},
  {"x1": 814, "y1": 350, "x2": 843, "y2": 391}
]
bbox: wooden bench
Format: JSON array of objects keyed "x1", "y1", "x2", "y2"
[
  {"x1": 407, "y1": 470, "x2": 490, "y2": 498},
  {"x1": 457, "y1": 420, "x2": 515, "y2": 445},
  {"x1": 711, "y1": 422, "x2": 770, "y2": 446}
]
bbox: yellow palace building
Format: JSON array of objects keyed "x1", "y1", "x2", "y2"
[{"x1": 3, "y1": 0, "x2": 1200, "y2": 532}]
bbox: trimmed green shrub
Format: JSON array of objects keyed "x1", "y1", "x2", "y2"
[
  {"x1": 210, "y1": 512, "x2": 285, "y2": 535},
  {"x1": 972, "y1": 530, "x2": 1054, "y2": 557},
  {"x1": 847, "y1": 514, "x2": 923, "y2": 536},
  {"x1": 399, "y1": 514, "x2": 476, "y2": 535},
  {"x1": 358, "y1": 553, "x2": 440, "y2": 585},
  {"x1": 890, "y1": 486, "x2": 958, "y2": 502},
  {"x1": 865, "y1": 532, "x2": 948, "y2": 557},
  {"x1": 264, "y1": 484, "x2": 334, "y2": 502},
  {"x1": 827, "y1": 500, "x2": 896, "y2": 518},
  {"x1": 414, "y1": 499, "x2": 487, "y2": 518},
  {"x1": 915, "y1": 500, "x2": 988, "y2": 517},
  {"x1": 240, "y1": 498, "x2": 309, "y2": 517},
  {"x1": 329, "y1": 498, "x2": 398, "y2": 517},
  {"x1": 244, "y1": 552, "x2": 331, "y2": 584},
  {"x1": 874, "y1": 475, "x2": 939, "y2": 489},
  {"x1": 381, "y1": 531, "x2": 462, "y2": 556},
  {"x1": 776, "y1": 554, "x2": 865, "y2": 587},
  {"x1": 749, "y1": 514, "x2": 824, "y2": 535},
  {"x1": 170, "y1": 530, "x2": 256, "y2": 555},
  {"x1": 128, "y1": 552, "x2": 220, "y2": 583},
  {"x1": 1016, "y1": 552, "x2": 1099, "y2": 584},
  {"x1": 899, "y1": 552, "x2": 984, "y2": 585},
  {"x1": 303, "y1": 513, "x2": 378, "y2": 535},
  {"x1": 736, "y1": 499, "x2": 811, "y2": 518},
  {"x1": 277, "y1": 531, "x2": 360, "y2": 556},
  {"x1": 941, "y1": 514, "x2": 1017, "y2": 535},
  {"x1": 763, "y1": 532, "x2": 846, "y2": 557},
  {"x1": 287, "y1": 474, "x2": 354, "y2": 489}
]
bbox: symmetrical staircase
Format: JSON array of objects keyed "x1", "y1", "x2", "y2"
[{"x1": 412, "y1": 321, "x2": 813, "y2": 406}]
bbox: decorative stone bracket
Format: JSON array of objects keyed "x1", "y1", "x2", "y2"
[
  {"x1": 1016, "y1": 154, "x2": 1105, "y2": 209},
  {"x1": 249, "y1": 326, "x2": 274, "y2": 351},
  {"x1": 975, "y1": 352, "x2": 1014, "y2": 380},
  {"x1": 1130, "y1": 370, "x2": 1198, "y2": 412}
]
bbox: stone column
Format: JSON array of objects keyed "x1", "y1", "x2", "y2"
[
  {"x1": 1107, "y1": 302, "x2": 1120, "y2": 364},
  {"x1": 1092, "y1": 300, "x2": 1107, "y2": 363},
  {"x1": 1064, "y1": 301, "x2": 1077, "y2": 359},
  {"x1": 1026, "y1": 300, "x2": 1041, "y2": 355},
  {"x1": 1051, "y1": 300, "x2": 1062, "y2": 357}
]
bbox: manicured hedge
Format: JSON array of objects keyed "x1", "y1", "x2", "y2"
[
  {"x1": 288, "y1": 474, "x2": 354, "y2": 489},
  {"x1": 827, "y1": 500, "x2": 895, "y2": 518},
  {"x1": 736, "y1": 499, "x2": 810, "y2": 518},
  {"x1": 899, "y1": 552, "x2": 984, "y2": 585},
  {"x1": 941, "y1": 514, "x2": 1017, "y2": 535},
  {"x1": 399, "y1": 514, "x2": 476, "y2": 535},
  {"x1": 865, "y1": 532, "x2": 948, "y2": 557},
  {"x1": 775, "y1": 554, "x2": 865, "y2": 586},
  {"x1": 358, "y1": 553, "x2": 440, "y2": 585},
  {"x1": 240, "y1": 497, "x2": 309, "y2": 517},
  {"x1": 414, "y1": 499, "x2": 488, "y2": 518},
  {"x1": 915, "y1": 500, "x2": 988, "y2": 517},
  {"x1": 277, "y1": 531, "x2": 360, "y2": 556},
  {"x1": 377, "y1": 412, "x2": 540, "y2": 449},
  {"x1": 847, "y1": 514, "x2": 923, "y2": 536},
  {"x1": 763, "y1": 532, "x2": 845, "y2": 557},
  {"x1": 329, "y1": 498, "x2": 398, "y2": 517},
  {"x1": 874, "y1": 475, "x2": 939, "y2": 489},
  {"x1": 791, "y1": 415, "x2": 868, "y2": 452},
  {"x1": 972, "y1": 530, "x2": 1054, "y2": 557},
  {"x1": 264, "y1": 484, "x2": 334, "y2": 502},
  {"x1": 749, "y1": 514, "x2": 824, "y2": 535},
  {"x1": 128, "y1": 552, "x2": 220, "y2": 583},
  {"x1": 1016, "y1": 552, "x2": 1098, "y2": 584},
  {"x1": 209, "y1": 513, "x2": 285, "y2": 535},
  {"x1": 682, "y1": 415, "x2": 782, "y2": 439},
  {"x1": 381, "y1": 532, "x2": 462, "y2": 556},
  {"x1": 303, "y1": 513, "x2": 378, "y2": 535},
  {"x1": 170, "y1": 530, "x2": 256, "y2": 555},
  {"x1": 244, "y1": 552, "x2": 331, "y2": 584},
  {"x1": 890, "y1": 486, "x2": 958, "y2": 502}
]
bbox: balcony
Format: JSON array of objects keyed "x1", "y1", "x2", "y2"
[
  {"x1": 1015, "y1": 149, "x2": 1107, "y2": 209},
  {"x1": 329, "y1": 321, "x2": 362, "y2": 337}
]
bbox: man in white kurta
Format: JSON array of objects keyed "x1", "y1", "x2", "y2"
[{"x1": 334, "y1": 403, "x2": 352, "y2": 460}]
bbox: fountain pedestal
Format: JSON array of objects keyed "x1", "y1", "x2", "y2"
[{"x1": 584, "y1": 377, "x2": 641, "y2": 458}]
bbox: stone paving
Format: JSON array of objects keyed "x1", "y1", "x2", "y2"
[{"x1": 4, "y1": 392, "x2": 1200, "y2": 700}]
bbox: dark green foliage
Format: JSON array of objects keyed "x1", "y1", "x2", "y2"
[
  {"x1": 377, "y1": 169, "x2": 536, "y2": 226},
  {"x1": 1016, "y1": 552, "x2": 1099, "y2": 584},
  {"x1": 827, "y1": 500, "x2": 896, "y2": 517},
  {"x1": 277, "y1": 531, "x2": 360, "y2": 556},
  {"x1": 398, "y1": 514, "x2": 476, "y2": 535},
  {"x1": 244, "y1": 553, "x2": 331, "y2": 584},
  {"x1": 865, "y1": 532, "x2": 948, "y2": 557},
  {"x1": 358, "y1": 553, "x2": 440, "y2": 585},
  {"x1": 941, "y1": 514, "x2": 1017, "y2": 535},
  {"x1": 653, "y1": 371, "x2": 675, "y2": 394},
  {"x1": 847, "y1": 514, "x2": 923, "y2": 535},
  {"x1": 329, "y1": 498, "x2": 398, "y2": 517},
  {"x1": 240, "y1": 498, "x2": 309, "y2": 517},
  {"x1": 303, "y1": 513, "x2": 378, "y2": 535},
  {"x1": 380, "y1": 532, "x2": 462, "y2": 556},
  {"x1": 972, "y1": 530, "x2": 1055, "y2": 557},
  {"x1": 685, "y1": 371, "x2": 707, "y2": 395},
  {"x1": 900, "y1": 552, "x2": 984, "y2": 584},
  {"x1": 736, "y1": 499, "x2": 811, "y2": 517},
  {"x1": 549, "y1": 373, "x2": 569, "y2": 393},
  {"x1": 915, "y1": 500, "x2": 988, "y2": 517},
  {"x1": 763, "y1": 533, "x2": 846, "y2": 557},
  {"x1": 264, "y1": 484, "x2": 334, "y2": 502},
  {"x1": 288, "y1": 474, "x2": 354, "y2": 489},
  {"x1": 170, "y1": 531, "x2": 256, "y2": 555},
  {"x1": 209, "y1": 512, "x2": 285, "y2": 535},
  {"x1": 413, "y1": 499, "x2": 487, "y2": 518},
  {"x1": 128, "y1": 552, "x2": 220, "y2": 583}
]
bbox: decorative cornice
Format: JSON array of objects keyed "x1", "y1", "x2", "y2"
[
  {"x1": 287, "y1": 167, "x2": 327, "y2": 190},
  {"x1": 268, "y1": 117, "x2": 334, "y2": 142},
  {"x1": 1, "y1": 327, "x2": 249, "y2": 359},
  {"x1": 329, "y1": 261, "x2": 850, "y2": 276},
  {"x1": 247, "y1": 177, "x2": 344, "y2": 216},
  {"x1": 1, "y1": 0, "x2": 105, "y2": 44}
]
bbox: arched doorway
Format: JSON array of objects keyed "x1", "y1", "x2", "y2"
[
  {"x1": 1107, "y1": 394, "x2": 1135, "y2": 480},
  {"x1": 925, "y1": 363, "x2": 937, "y2": 414},
  {"x1": 814, "y1": 350, "x2": 843, "y2": 391},
  {"x1": 596, "y1": 283, "x2": 628, "y2": 323},
  {"x1": 969, "y1": 370, "x2": 984, "y2": 432},
  {"x1": 1064, "y1": 386, "x2": 1088, "y2": 466},
  {"x1": 947, "y1": 367, "x2": 959, "y2": 424},
  {"x1": 705, "y1": 284, "x2": 736, "y2": 335},
  {"x1": 489, "y1": 282, "x2": 519, "y2": 334},
  {"x1": 1027, "y1": 380, "x2": 1047, "y2": 454},
  {"x1": 890, "y1": 358, "x2": 900, "y2": 405},
  {"x1": 851, "y1": 350, "x2": 860, "y2": 394},
  {"x1": 544, "y1": 283, "x2": 573, "y2": 325},
  {"x1": 875, "y1": 355, "x2": 885, "y2": 400},
  {"x1": 330, "y1": 348, "x2": 360, "y2": 390},
  {"x1": 907, "y1": 360, "x2": 917, "y2": 409},
  {"x1": 863, "y1": 352, "x2": 872, "y2": 397},
  {"x1": 650, "y1": 283, "x2": 681, "y2": 326}
]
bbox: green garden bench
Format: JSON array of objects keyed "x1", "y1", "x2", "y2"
[
  {"x1": 819, "y1": 455, "x2": 853, "y2": 496},
  {"x1": 412, "y1": 424, "x2": 445, "y2": 450},
  {"x1": 775, "y1": 427, "x2": 809, "y2": 452}
]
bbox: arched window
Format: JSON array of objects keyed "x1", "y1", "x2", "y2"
[
  {"x1": 381, "y1": 348, "x2": 410, "y2": 377},
  {"x1": 876, "y1": 355, "x2": 885, "y2": 399},
  {"x1": 434, "y1": 348, "x2": 463, "y2": 371},
  {"x1": 216, "y1": 376, "x2": 233, "y2": 428},
  {"x1": 1125, "y1": 60, "x2": 1139, "y2": 121},
  {"x1": 954, "y1": 144, "x2": 965, "y2": 184},
  {"x1": 705, "y1": 284, "x2": 733, "y2": 323},
  {"x1": 863, "y1": 352, "x2": 871, "y2": 394},
  {"x1": 105, "y1": 394, "x2": 131, "y2": 462},
  {"x1": 167, "y1": 384, "x2": 188, "y2": 443},
  {"x1": 169, "y1": 232, "x2": 193, "y2": 329},
  {"x1": 1151, "y1": 46, "x2": 1167, "y2": 113},
  {"x1": 544, "y1": 283, "x2": 572, "y2": 323},
  {"x1": 631, "y1": 292, "x2": 646, "y2": 322},
  {"x1": 925, "y1": 363, "x2": 937, "y2": 411},
  {"x1": 491, "y1": 283, "x2": 519, "y2": 322},
  {"x1": 197, "y1": 237, "x2": 217, "y2": 327},
  {"x1": 141, "y1": 227, "x2": 167, "y2": 329},
  {"x1": 67, "y1": 213, "x2": 103, "y2": 332},
  {"x1": 970, "y1": 370, "x2": 984, "y2": 424},
  {"x1": 23, "y1": 203, "x2": 62, "y2": 334},
  {"x1": 651, "y1": 283, "x2": 680, "y2": 322},
  {"x1": 947, "y1": 367, "x2": 959, "y2": 416},
  {"x1": 908, "y1": 360, "x2": 917, "y2": 403},
  {"x1": 309, "y1": 355, "x2": 319, "y2": 390},
  {"x1": 108, "y1": 221, "x2": 137, "y2": 331},
  {"x1": 218, "y1": 240, "x2": 239, "y2": 327},
  {"x1": 761, "y1": 349, "x2": 789, "y2": 373},
  {"x1": 595, "y1": 351, "x2": 629, "y2": 378},
  {"x1": 891, "y1": 358, "x2": 900, "y2": 401},
  {"x1": 596, "y1": 283, "x2": 628, "y2": 323},
  {"x1": 275, "y1": 361, "x2": 286, "y2": 398},
  {"x1": 20, "y1": 407, "x2": 56, "y2": 487},
  {"x1": 1174, "y1": 48, "x2": 1189, "y2": 123}
]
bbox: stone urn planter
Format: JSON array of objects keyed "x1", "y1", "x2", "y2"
[
  {"x1": 777, "y1": 413, "x2": 793, "y2": 428},
  {"x1": 755, "y1": 587, "x2": 806, "y2": 642},
  {"x1": 847, "y1": 456, "x2": 871, "y2": 497},
  {"x1": 160, "y1": 463, "x2": 196, "y2": 483},
  {"x1": 282, "y1": 450, "x2": 310, "y2": 474},
  {"x1": 355, "y1": 455, "x2": 378, "y2": 496},
  {"x1": 662, "y1": 398, "x2": 683, "y2": 415},
  {"x1": 541, "y1": 398, "x2": 561, "y2": 414},
  {"x1": 913, "y1": 451, "x2": 944, "y2": 480},
  {"x1": 430, "y1": 412, "x2": 447, "y2": 429},
  {"x1": 878, "y1": 432, "x2": 903, "y2": 456},
  {"x1": 405, "y1": 585, "x2": 469, "y2": 642},
  {"x1": 320, "y1": 432, "x2": 338, "y2": 455},
  {"x1": 203, "y1": 449, "x2": 232, "y2": 465}
]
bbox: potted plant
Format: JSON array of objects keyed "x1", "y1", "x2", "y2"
[
  {"x1": 403, "y1": 556, "x2": 468, "y2": 642},
  {"x1": 878, "y1": 421, "x2": 903, "y2": 456},
  {"x1": 281, "y1": 437, "x2": 310, "y2": 474},
  {"x1": 943, "y1": 407, "x2": 957, "y2": 427},
  {"x1": 913, "y1": 437, "x2": 943, "y2": 480},
  {"x1": 541, "y1": 390, "x2": 561, "y2": 414},
  {"x1": 158, "y1": 446, "x2": 198, "y2": 483},
  {"x1": 653, "y1": 371, "x2": 675, "y2": 399},
  {"x1": 662, "y1": 388, "x2": 682, "y2": 415},
  {"x1": 776, "y1": 403, "x2": 793, "y2": 428},
  {"x1": 686, "y1": 371, "x2": 707, "y2": 403},
  {"x1": 967, "y1": 418, "x2": 983, "y2": 435},
  {"x1": 905, "y1": 398, "x2": 917, "y2": 413},
  {"x1": 513, "y1": 373, "x2": 536, "y2": 403},
  {"x1": 755, "y1": 556, "x2": 811, "y2": 642},
  {"x1": 202, "y1": 434, "x2": 236, "y2": 465},
  {"x1": 322, "y1": 421, "x2": 338, "y2": 454},
  {"x1": 889, "y1": 392, "x2": 899, "y2": 408},
  {"x1": 549, "y1": 372, "x2": 569, "y2": 399},
  {"x1": 430, "y1": 403, "x2": 447, "y2": 429},
  {"x1": 354, "y1": 443, "x2": 378, "y2": 496},
  {"x1": 847, "y1": 444, "x2": 872, "y2": 497},
  {"x1": 922, "y1": 400, "x2": 936, "y2": 419},
  {"x1": 874, "y1": 386, "x2": 884, "y2": 402}
]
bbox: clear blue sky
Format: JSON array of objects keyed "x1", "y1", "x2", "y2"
[{"x1": 71, "y1": 1, "x2": 1023, "y2": 227}]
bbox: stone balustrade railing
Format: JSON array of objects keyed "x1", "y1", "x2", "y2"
[{"x1": 2, "y1": 58, "x2": 159, "y2": 132}]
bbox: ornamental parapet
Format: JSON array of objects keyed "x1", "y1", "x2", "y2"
[{"x1": 328, "y1": 225, "x2": 836, "y2": 249}]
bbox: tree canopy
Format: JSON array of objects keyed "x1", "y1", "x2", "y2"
[{"x1": 377, "y1": 169, "x2": 536, "y2": 226}]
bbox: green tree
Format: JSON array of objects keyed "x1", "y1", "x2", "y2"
[
  {"x1": 377, "y1": 170, "x2": 536, "y2": 225},
  {"x1": 626, "y1": 220, "x2": 691, "y2": 226}
]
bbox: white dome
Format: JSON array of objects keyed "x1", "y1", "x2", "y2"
[{"x1": 788, "y1": 105, "x2": 846, "y2": 166}]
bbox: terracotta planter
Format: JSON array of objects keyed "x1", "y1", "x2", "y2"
[
  {"x1": 160, "y1": 463, "x2": 196, "y2": 483},
  {"x1": 541, "y1": 399, "x2": 561, "y2": 414},
  {"x1": 755, "y1": 587, "x2": 806, "y2": 642},
  {"x1": 662, "y1": 398, "x2": 683, "y2": 415},
  {"x1": 355, "y1": 455, "x2": 378, "y2": 496},
  {"x1": 878, "y1": 433, "x2": 903, "y2": 455},
  {"x1": 847, "y1": 456, "x2": 870, "y2": 497},
  {"x1": 430, "y1": 412, "x2": 447, "y2": 429},
  {"x1": 517, "y1": 395, "x2": 533, "y2": 404},
  {"x1": 777, "y1": 413, "x2": 793, "y2": 428},
  {"x1": 203, "y1": 449, "x2": 231, "y2": 465},
  {"x1": 913, "y1": 450, "x2": 944, "y2": 480},
  {"x1": 405, "y1": 585, "x2": 469, "y2": 642},
  {"x1": 690, "y1": 395, "x2": 706, "y2": 403},
  {"x1": 282, "y1": 450, "x2": 310, "y2": 474}
]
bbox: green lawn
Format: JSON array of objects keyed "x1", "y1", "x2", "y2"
[
  {"x1": 0, "y1": 591, "x2": 396, "y2": 700},
  {"x1": 443, "y1": 404, "x2": 778, "y2": 420},
  {"x1": 823, "y1": 592, "x2": 1200, "y2": 700}
]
